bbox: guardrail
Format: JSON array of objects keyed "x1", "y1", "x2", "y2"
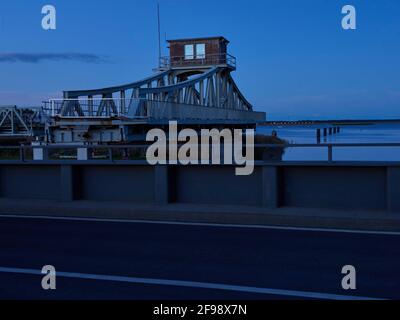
[
  {"x1": 42, "y1": 98, "x2": 137, "y2": 118},
  {"x1": 42, "y1": 98, "x2": 264, "y2": 121},
  {"x1": 1, "y1": 143, "x2": 400, "y2": 163},
  {"x1": 160, "y1": 53, "x2": 237, "y2": 69},
  {"x1": 1, "y1": 144, "x2": 400, "y2": 212}
]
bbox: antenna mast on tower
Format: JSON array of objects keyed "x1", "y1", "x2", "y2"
[{"x1": 157, "y1": 2, "x2": 162, "y2": 68}]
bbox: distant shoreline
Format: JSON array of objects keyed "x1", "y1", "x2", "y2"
[{"x1": 260, "y1": 119, "x2": 400, "y2": 127}]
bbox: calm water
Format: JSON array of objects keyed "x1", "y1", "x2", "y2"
[{"x1": 258, "y1": 122, "x2": 400, "y2": 161}]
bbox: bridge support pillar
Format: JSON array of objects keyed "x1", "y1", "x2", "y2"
[
  {"x1": 32, "y1": 142, "x2": 48, "y2": 161},
  {"x1": 154, "y1": 165, "x2": 170, "y2": 205},
  {"x1": 262, "y1": 166, "x2": 279, "y2": 209},
  {"x1": 77, "y1": 148, "x2": 90, "y2": 161},
  {"x1": 387, "y1": 167, "x2": 400, "y2": 213}
]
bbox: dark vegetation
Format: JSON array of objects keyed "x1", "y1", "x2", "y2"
[
  {"x1": 254, "y1": 134, "x2": 287, "y2": 162},
  {"x1": 0, "y1": 134, "x2": 287, "y2": 162}
]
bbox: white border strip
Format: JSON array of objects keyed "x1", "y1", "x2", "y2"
[
  {"x1": 0, "y1": 214, "x2": 399, "y2": 236},
  {"x1": 0, "y1": 267, "x2": 382, "y2": 300}
]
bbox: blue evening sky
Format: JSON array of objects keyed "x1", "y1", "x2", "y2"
[{"x1": 0, "y1": 0, "x2": 399, "y2": 120}]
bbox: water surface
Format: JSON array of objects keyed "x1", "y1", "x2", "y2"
[{"x1": 258, "y1": 122, "x2": 400, "y2": 161}]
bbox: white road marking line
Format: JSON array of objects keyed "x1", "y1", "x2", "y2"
[
  {"x1": 0, "y1": 214, "x2": 399, "y2": 236},
  {"x1": 0, "y1": 266, "x2": 382, "y2": 300}
]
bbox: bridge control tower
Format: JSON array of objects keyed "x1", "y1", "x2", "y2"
[
  {"x1": 44, "y1": 36, "x2": 266, "y2": 144},
  {"x1": 160, "y1": 37, "x2": 236, "y2": 71}
]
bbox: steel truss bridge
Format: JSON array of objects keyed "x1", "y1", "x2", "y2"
[
  {"x1": 53, "y1": 66, "x2": 256, "y2": 119},
  {"x1": 42, "y1": 52, "x2": 266, "y2": 144},
  {"x1": 1, "y1": 52, "x2": 266, "y2": 144},
  {"x1": 0, "y1": 106, "x2": 45, "y2": 139}
]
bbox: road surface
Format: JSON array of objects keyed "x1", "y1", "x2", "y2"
[{"x1": 0, "y1": 215, "x2": 399, "y2": 300}]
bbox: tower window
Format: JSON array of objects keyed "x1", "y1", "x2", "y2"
[
  {"x1": 184, "y1": 44, "x2": 194, "y2": 60},
  {"x1": 196, "y1": 44, "x2": 206, "y2": 59}
]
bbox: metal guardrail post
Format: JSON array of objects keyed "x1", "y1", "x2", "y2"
[
  {"x1": 328, "y1": 145, "x2": 333, "y2": 162},
  {"x1": 262, "y1": 166, "x2": 279, "y2": 209},
  {"x1": 19, "y1": 146, "x2": 25, "y2": 162},
  {"x1": 154, "y1": 165, "x2": 170, "y2": 205},
  {"x1": 387, "y1": 167, "x2": 400, "y2": 213},
  {"x1": 60, "y1": 165, "x2": 75, "y2": 202}
]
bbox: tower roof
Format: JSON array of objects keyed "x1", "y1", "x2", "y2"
[{"x1": 167, "y1": 36, "x2": 230, "y2": 44}]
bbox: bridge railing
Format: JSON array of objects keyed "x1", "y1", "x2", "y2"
[
  {"x1": 42, "y1": 98, "x2": 264, "y2": 121},
  {"x1": 160, "y1": 53, "x2": 237, "y2": 69},
  {"x1": 1, "y1": 143, "x2": 400, "y2": 163},
  {"x1": 42, "y1": 98, "x2": 135, "y2": 118}
]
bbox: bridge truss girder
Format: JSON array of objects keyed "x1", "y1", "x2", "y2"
[
  {"x1": 60, "y1": 67, "x2": 253, "y2": 117},
  {"x1": 0, "y1": 107, "x2": 34, "y2": 136}
]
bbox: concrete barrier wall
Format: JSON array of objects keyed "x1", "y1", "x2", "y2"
[
  {"x1": 77, "y1": 166, "x2": 155, "y2": 203},
  {"x1": 0, "y1": 163, "x2": 399, "y2": 213},
  {"x1": 0, "y1": 165, "x2": 61, "y2": 200},
  {"x1": 282, "y1": 167, "x2": 387, "y2": 211},
  {"x1": 175, "y1": 166, "x2": 262, "y2": 206}
]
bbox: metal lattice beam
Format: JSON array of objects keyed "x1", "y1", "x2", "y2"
[
  {"x1": 0, "y1": 106, "x2": 37, "y2": 137},
  {"x1": 59, "y1": 65, "x2": 253, "y2": 117}
]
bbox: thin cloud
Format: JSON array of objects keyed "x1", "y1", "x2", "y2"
[{"x1": 0, "y1": 53, "x2": 108, "y2": 64}]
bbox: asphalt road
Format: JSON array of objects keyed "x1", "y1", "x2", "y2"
[{"x1": 0, "y1": 216, "x2": 399, "y2": 300}]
